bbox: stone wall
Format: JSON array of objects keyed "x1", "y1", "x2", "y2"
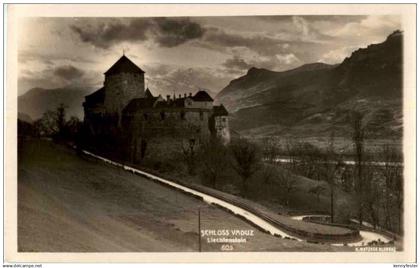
[
  {"x1": 188, "y1": 100, "x2": 213, "y2": 109},
  {"x1": 104, "y1": 72, "x2": 145, "y2": 114},
  {"x1": 215, "y1": 115, "x2": 230, "y2": 144},
  {"x1": 122, "y1": 108, "x2": 212, "y2": 161}
]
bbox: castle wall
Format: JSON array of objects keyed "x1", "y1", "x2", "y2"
[
  {"x1": 104, "y1": 72, "x2": 145, "y2": 114},
  {"x1": 187, "y1": 100, "x2": 213, "y2": 109},
  {"x1": 215, "y1": 116, "x2": 230, "y2": 144},
  {"x1": 122, "y1": 108, "x2": 212, "y2": 161},
  {"x1": 125, "y1": 108, "x2": 211, "y2": 139}
]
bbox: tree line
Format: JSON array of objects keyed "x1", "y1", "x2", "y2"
[
  {"x1": 19, "y1": 106, "x2": 403, "y2": 234},
  {"x1": 261, "y1": 111, "x2": 403, "y2": 234}
]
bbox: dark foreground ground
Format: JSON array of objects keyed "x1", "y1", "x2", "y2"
[{"x1": 18, "y1": 139, "x2": 338, "y2": 252}]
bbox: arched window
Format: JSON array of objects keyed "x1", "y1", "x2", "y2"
[
  {"x1": 160, "y1": 111, "x2": 166, "y2": 120},
  {"x1": 143, "y1": 113, "x2": 148, "y2": 121},
  {"x1": 180, "y1": 111, "x2": 185, "y2": 120}
]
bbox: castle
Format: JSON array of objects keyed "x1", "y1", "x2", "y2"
[{"x1": 83, "y1": 55, "x2": 230, "y2": 161}]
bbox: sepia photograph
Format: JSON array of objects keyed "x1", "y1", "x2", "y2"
[{"x1": 4, "y1": 3, "x2": 417, "y2": 264}]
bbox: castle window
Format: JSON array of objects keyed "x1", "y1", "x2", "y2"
[
  {"x1": 160, "y1": 111, "x2": 166, "y2": 120},
  {"x1": 199, "y1": 111, "x2": 204, "y2": 121},
  {"x1": 180, "y1": 111, "x2": 185, "y2": 120}
]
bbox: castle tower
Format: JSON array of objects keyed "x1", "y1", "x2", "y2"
[{"x1": 103, "y1": 55, "x2": 145, "y2": 115}]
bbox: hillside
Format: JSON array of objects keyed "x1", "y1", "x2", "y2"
[
  {"x1": 215, "y1": 31, "x2": 403, "y2": 139},
  {"x1": 18, "y1": 112, "x2": 33, "y2": 123},
  {"x1": 18, "y1": 87, "x2": 93, "y2": 120},
  {"x1": 18, "y1": 139, "x2": 335, "y2": 252}
]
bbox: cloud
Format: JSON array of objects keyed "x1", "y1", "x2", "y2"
[
  {"x1": 222, "y1": 56, "x2": 252, "y2": 71},
  {"x1": 200, "y1": 27, "x2": 288, "y2": 56},
  {"x1": 221, "y1": 52, "x2": 302, "y2": 75},
  {"x1": 71, "y1": 18, "x2": 205, "y2": 49},
  {"x1": 197, "y1": 22, "x2": 333, "y2": 63},
  {"x1": 276, "y1": 53, "x2": 301, "y2": 65},
  {"x1": 71, "y1": 19, "x2": 151, "y2": 49},
  {"x1": 255, "y1": 15, "x2": 366, "y2": 23},
  {"x1": 53, "y1": 65, "x2": 84, "y2": 80},
  {"x1": 19, "y1": 64, "x2": 100, "y2": 94},
  {"x1": 153, "y1": 18, "x2": 205, "y2": 47},
  {"x1": 19, "y1": 15, "x2": 401, "y2": 96},
  {"x1": 144, "y1": 63, "x2": 234, "y2": 95},
  {"x1": 320, "y1": 46, "x2": 359, "y2": 64},
  {"x1": 291, "y1": 16, "x2": 335, "y2": 43},
  {"x1": 326, "y1": 15, "x2": 401, "y2": 44}
]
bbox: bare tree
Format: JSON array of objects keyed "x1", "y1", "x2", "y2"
[
  {"x1": 320, "y1": 130, "x2": 342, "y2": 223},
  {"x1": 34, "y1": 110, "x2": 59, "y2": 137},
  {"x1": 394, "y1": 168, "x2": 403, "y2": 234},
  {"x1": 230, "y1": 138, "x2": 261, "y2": 195},
  {"x1": 352, "y1": 111, "x2": 365, "y2": 225},
  {"x1": 277, "y1": 170, "x2": 298, "y2": 207},
  {"x1": 284, "y1": 140, "x2": 321, "y2": 181},
  {"x1": 263, "y1": 138, "x2": 280, "y2": 164},
  {"x1": 199, "y1": 138, "x2": 229, "y2": 188},
  {"x1": 364, "y1": 165, "x2": 381, "y2": 229},
  {"x1": 260, "y1": 164, "x2": 276, "y2": 184},
  {"x1": 66, "y1": 116, "x2": 81, "y2": 137},
  {"x1": 34, "y1": 103, "x2": 68, "y2": 139},
  {"x1": 308, "y1": 184, "x2": 326, "y2": 203},
  {"x1": 56, "y1": 103, "x2": 67, "y2": 138},
  {"x1": 182, "y1": 138, "x2": 197, "y2": 175},
  {"x1": 285, "y1": 138, "x2": 298, "y2": 171},
  {"x1": 381, "y1": 144, "x2": 402, "y2": 229}
]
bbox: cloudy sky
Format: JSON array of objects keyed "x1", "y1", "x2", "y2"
[{"x1": 18, "y1": 15, "x2": 400, "y2": 96}]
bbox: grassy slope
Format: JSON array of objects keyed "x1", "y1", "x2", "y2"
[
  {"x1": 248, "y1": 164, "x2": 358, "y2": 215},
  {"x1": 145, "y1": 156, "x2": 358, "y2": 221},
  {"x1": 18, "y1": 139, "x2": 338, "y2": 252}
]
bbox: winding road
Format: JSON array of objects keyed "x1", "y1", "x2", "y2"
[
  {"x1": 291, "y1": 215, "x2": 392, "y2": 246},
  {"x1": 83, "y1": 150, "x2": 393, "y2": 248}
]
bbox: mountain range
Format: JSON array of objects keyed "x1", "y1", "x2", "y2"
[
  {"x1": 18, "y1": 87, "x2": 94, "y2": 122},
  {"x1": 215, "y1": 30, "x2": 403, "y2": 139},
  {"x1": 19, "y1": 30, "x2": 403, "y2": 141}
]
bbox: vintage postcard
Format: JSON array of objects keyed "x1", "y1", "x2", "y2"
[{"x1": 4, "y1": 3, "x2": 417, "y2": 263}]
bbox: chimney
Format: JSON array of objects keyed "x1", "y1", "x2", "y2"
[
  {"x1": 189, "y1": 92, "x2": 192, "y2": 97},
  {"x1": 166, "y1": 95, "x2": 170, "y2": 101},
  {"x1": 184, "y1": 93, "x2": 187, "y2": 98},
  {"x1": 179, "y1": 94, "x2": 181, "y2": 98}
]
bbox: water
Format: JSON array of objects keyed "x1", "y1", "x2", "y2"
[{"x1": 271, "y1": 158, "x2": 402, "y2": 167}]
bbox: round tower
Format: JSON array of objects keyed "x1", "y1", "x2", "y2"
[{"x1": 103, "y1": 55, "x2": 145, "y2": 115}]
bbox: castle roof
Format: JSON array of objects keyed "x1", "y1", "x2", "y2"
[
  {"x1": 104, "y1": 55, "x2": 145, "y2": 76},
  {"x1": 123, "y1": 97, "x2": 157, "y2": 114},
  {"x1": 154, "y1": 98, "x2": 186, "y2": 108},
  {"x1": 192, "y1": 90, "x2": 213, "y2": 102},
  {"x1": 145, "y1": 88, "x2": 154, "y2": 98},
  {"x1": 213, "y1": 104, "x2": 228, "y2": 116},
  {"x1": 85, "y1": 87, "x2": 105, "y2": 106}
]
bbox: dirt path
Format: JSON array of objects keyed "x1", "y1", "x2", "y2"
[{"x1": 18, "y1": 140, "x2": 337, "y2": 252}]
